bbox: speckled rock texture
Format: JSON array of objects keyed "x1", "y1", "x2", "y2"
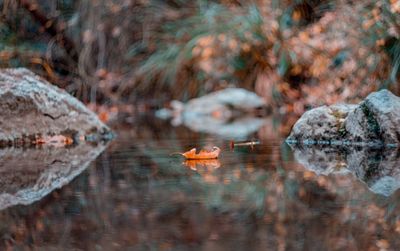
[
  {"x1": 287, "y1": 104, "x2": 357, "y2": 142},
  {"x1": 0, "y1": 68, "x2": 111, "y2": 145},
  {"x1": 287, "y1": 89, "x2": 400, "y2": 147},
  {"x1": 345, "y1": 90, "x2": 400, "y2": 144}
]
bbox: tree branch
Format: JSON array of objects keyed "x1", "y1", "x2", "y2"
[{"x1": 19, "y1": 0, "x2": 78, "y2": 62}]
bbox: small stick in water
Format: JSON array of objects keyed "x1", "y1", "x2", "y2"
[{"x1": 229, "y1": 140, "x2": 260, "y2": 150}]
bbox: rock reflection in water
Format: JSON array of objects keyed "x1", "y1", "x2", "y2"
[
  {"x1": 0, "y1": 143, "x2": 108, "y2": 210},
  {"x1": 179, "y1": 116, "x2": 267, "y2": 140},
  {"x1": 290, "y1": 145, "x2": 400, "y2": 196}
]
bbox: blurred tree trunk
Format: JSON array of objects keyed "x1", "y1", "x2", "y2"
[{"x1": 19, "y1": 0, "x2": 78, "y2": 62}]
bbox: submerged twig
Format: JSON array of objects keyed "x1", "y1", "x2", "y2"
[{"x1": 230, "y1": 140, "x2": 260, "y2": 150}]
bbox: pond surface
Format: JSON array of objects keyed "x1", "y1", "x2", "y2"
[{"x1": 1, "y1": 116, "x2": 400, "y2": 250}]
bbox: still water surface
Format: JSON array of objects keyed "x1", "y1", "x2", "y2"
[{"x1": 0, "y1": 117, "x2": 400, "y2": 250}]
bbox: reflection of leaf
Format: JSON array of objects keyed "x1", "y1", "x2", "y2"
[
  {"x1": 183, "y1": 159, "x2": 221, "y2": 170},
  {"x1": 180, "y1": 146, "x2": 221, "y2": 160},
  {"x1": 33, "y1": 135, "x2": 74, "y2": 147}
]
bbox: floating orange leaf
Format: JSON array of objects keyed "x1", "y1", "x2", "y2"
[{"x1": 179, "y1": 146, "x2": 221, "y2": 160}]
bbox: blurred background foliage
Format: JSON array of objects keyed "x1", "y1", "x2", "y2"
[{"x1": 0, "y1": 0, "x2": 400, "y2": 113}]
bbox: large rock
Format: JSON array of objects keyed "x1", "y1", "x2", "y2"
[
  {"x1": 0, "y1": 68, "x2": 111, "y2": 145},
  {"x1": 287, "y1": 104, "x2": 357, "y2": 142},
  {"x1": 183, "y1": 88, "x2": 266, "y2": 116},
  {"x1": 287, "y1": 89, "x2": 400, "y2": 146},
  {"x1": 156, "y1": 88, "x2": 268, "y2": 139},
  {"x1": 157, "y1": 87, "x2": 266, "y2": 120},
  {"x1": 345, "y1": 90, "x2": 400, "y2": 144}
]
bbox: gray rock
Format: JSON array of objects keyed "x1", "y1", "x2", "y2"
[
  {"x1": 0, "y1": 68, "x2": 111, "y2": 144},
  {"x1": 158, "y1": 88, "x2": 266, "y2": 119},
  {"x1": 288, "y1": 89, "x2": 400, "y2": 196},
  {"x1": 287, "y1": 89, "x2": 400, "y2": 146},
  {"x1": 288, "y1": 104, "x2": 356, "y2": 142},
  {"x1": 184, "y1": 88, "x2": 266, "y2": 116},
  {"x1": 345, "y1": 89, "x2": 400, "y2": 144},
  {"x1": 157, "y1": 88, "x2": 268, "y2": 139}
]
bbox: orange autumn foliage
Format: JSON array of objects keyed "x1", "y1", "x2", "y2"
[{"x1": 180, "y1": 146, "x2": 221, "y2": 160}]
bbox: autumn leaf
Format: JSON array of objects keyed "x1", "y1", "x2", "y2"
[{"x1": 177, "y1": 146, "x2": 221, "y2": 160}]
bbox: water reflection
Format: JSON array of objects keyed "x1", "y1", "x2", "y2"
[
  {"x1": 176, "y1": 116, "x2": 268, "y2": 140},
  {"x1": 183, "y1": 159, "x2": 221, "y2": 170},
  {"x1": 0, "y1": 117, "x2": 400, "y2": 250},
  {"x1": 289, "y1": 145, "x2": 400, "y2": 196},
  {"x1": 0, "y1": 143, "x2": 107, "y2": 210}
]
